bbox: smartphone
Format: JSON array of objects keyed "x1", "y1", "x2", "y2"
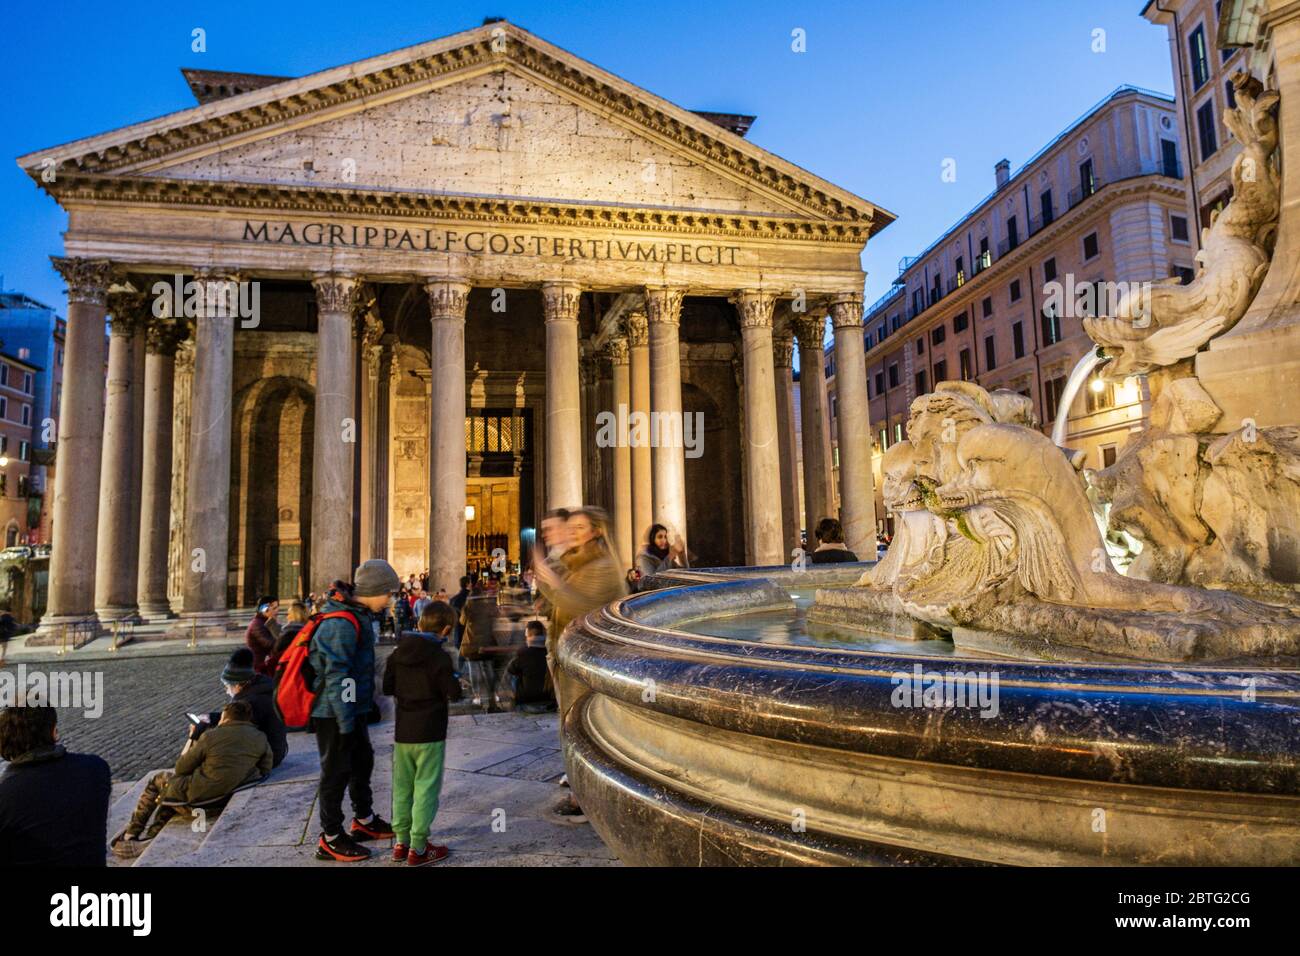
[{"x1": 186, "y1": 713, "x2": 207, "y2": 725}]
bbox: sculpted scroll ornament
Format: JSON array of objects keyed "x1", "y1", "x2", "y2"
[
  {"x1": 51, "y1": 256, "x2": 114, "y2": 306},
  {"x1": 312, "y1": 275, "x2": 360, "y2": 315},
  {"x1": 542, "y1": 281, "x2": 582, "y2": 323},
  {"x1": 731, "y1": 291, "x2": 775, "y2": 329},
  {"x1": 644, "y1": 287, "x2": 684, "y2": 326},
  {"x1": 425, "y1": 280, "x2": 472, "y2": 320}
]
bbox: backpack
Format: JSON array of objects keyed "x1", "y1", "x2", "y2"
[{"x1": 272, "y1": 609, "x2": 360, "y2": 731}]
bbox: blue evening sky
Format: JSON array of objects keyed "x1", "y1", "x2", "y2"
[{"x1": 0, "y1": 0, "x2": 1174, "y2": 315}]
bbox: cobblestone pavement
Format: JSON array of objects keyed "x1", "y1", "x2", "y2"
[{"x1": 1, "y1": 650, "x2": 233, "y2": 782}]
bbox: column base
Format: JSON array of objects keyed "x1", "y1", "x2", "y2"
[
  {"x1": 166, "y1": 610, "x2": 236, "y2": 642},
  {"x1": 137, "y1": 601, "x2": 177, "y2": 622},
  {"x1": 30, "y1": 613, "x2": 102, "y2": 648},
  {"x1": 95, "y1": 605, "x2": 142, "y2": 624}
]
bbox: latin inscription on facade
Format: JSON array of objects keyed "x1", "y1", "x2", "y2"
[{"x1": 242, "y1": 220, "x2": 741, "y2": 265}]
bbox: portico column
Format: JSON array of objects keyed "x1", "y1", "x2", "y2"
[
  {"x1": 734, "y1": 291, "x2": 783, "y2": 566},
  {"x1": 829, "y1": 293, "x2": 877, "y2": 557},
  {"x1": 38, "y1": 257, "x2": 113, "y2": 638},
  {"x1": 357, "y1": 311, "x2": 384, "y2": 563},
  {"x1": 137, "y1": 316, "x2": 186, "y2": 619},
  {"x1": 426, "y1": 280, "x2": 471, "y2": 594},
  {"x1": 646, "y1": 287, "x2": 688, "y2": 552},
  {"x1": 94, "y1": 290, "x2": 146, "y2": 620},
  {"x1": 793, "y1": 313, "x2": 835, "y2": 528},
  {"x1": 543, "y1": 281, "x2": 583, "y2": 510},
  {"x1": 310, "y1": 275, "x2": 360, "y2": 593},
  {"x1": 773, "y1": 332, "x2": 801, "y2": 558},
  {"x1": 605, "y1": 337, "x2": 633, "y2": 565},
  {"x1": 178, "y1": 273, "x2": 238, "y2": 636},
  {"x1": 580, "y1": 348, "x2": 603, "y2": 506},
  {"x1": 626, "y1": 310, "x2": 652, "y2": 546}
]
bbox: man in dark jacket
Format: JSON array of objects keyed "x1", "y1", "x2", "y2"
[
  {"x1": 383, "y1": 601, "x2": 462, "y2": 865},
  {"x1": 113, "y1": 700, "x2": 271, "y2": 858},
  {"x1": 810, "y1": 517, "x2": 859, "y2": 564},
  {"x1": 0, "y1": 704, "x2": 111, "y2": 866},
  {"x1": 507, "y1": 621, "x2": 553, "y2": 710},
  {"x1": 311, "y1": 559, "x2": 400, "y2": 863},
  {"x1": 198, "y1": 648, "x2": 288, "y2": 767}
]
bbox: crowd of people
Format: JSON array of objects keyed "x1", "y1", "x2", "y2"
[{"x1": 0, "y1": 510, "x2": 870, "y2": 866}]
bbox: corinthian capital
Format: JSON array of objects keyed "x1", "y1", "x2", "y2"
[
  {"x1": 603, "y1": 336, "x2": 629, "y2": 364},
  {"x1": 828, "y1": 292, "x2": 865, "y2": 331},
  {"x1": 644, "y1": 287, "x2": 685, "y2": 326},
  {"x1": 541, "y1": 281, "x2": 582, "y2": 324},
  {"x1": 425, "y1": 280, "x2": 473, "y2": 321},
  {"x1": 773, "y1": 334, "x2": 795, "y2": 368},
  {"x1": 730, "y1": 290, "x2": 775, "y2": 330},
  {"x1": 106, "y1": 290, "x2": 150, "y2": 336},
  {"x1": 51, "y1": 256, "x2": 114, "y2": 306},
  {"x1": 791, "y1": 314, "x2": 827, "y2": 348},
  {"x1": 624, "y1": 311, "x2": 648, "y2": 346},
  {"x1": 145, "y1": 317, "x2": 190, "y2": 356},
  {"x1": 312, "y1": 274, "x2": 361, "y2": 315}
]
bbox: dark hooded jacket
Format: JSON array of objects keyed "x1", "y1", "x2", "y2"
[
  {"x1": 382, "y1": 631, "x2": 463, "y2": 744},
  {"x1": 206, "y1": 674, "x2": 287, "y2": 768},
  {"x1": 0, "y1": 746, "x2": 110, "y2": 866}
]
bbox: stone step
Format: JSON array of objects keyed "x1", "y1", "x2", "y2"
[{"x1": 105, "y1": 769, "x2": 165, "y2": 867}]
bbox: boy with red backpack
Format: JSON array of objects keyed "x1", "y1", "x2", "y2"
[{"x1": 299, "y1": 559, "x2": 401, "y2": 862}]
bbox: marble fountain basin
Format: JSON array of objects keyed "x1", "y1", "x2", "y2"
[{"x1": 555, "y1": 565, "x2": 1300, "y2": 866}]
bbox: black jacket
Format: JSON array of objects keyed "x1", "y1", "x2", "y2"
[
  {"x1": 206, "y1": 674, "x2": 287, "y2": 767},
  {"x1": 810, "y1": 546, "x2": 858, "y2": 564},
  {"x1": 507, "y1": 645, "x2": 552, "y2": 704},
  {"x1": 382, "y1": 632, "x2": 463, "y2": 744},
  {"x1": 0, "y1": 746, "x2": 111, "y2": 866}
]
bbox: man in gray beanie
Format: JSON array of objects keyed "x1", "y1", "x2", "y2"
[{"x1": 310, "y1": 558, "x2": 401, "y2": 863}]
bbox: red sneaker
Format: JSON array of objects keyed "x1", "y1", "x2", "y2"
[
  {"x1": 392, "y1": 843, "x2": 408, "y2": 863},
  {"x1": 351, "y1": 815, "x2": 395, "y2": 841},
  {"x1": 407, "y1": 843, "x2": 450, "y2": 867},
  {"x1": 315, "y1": 832, "x2": 371, "y2": 862}
]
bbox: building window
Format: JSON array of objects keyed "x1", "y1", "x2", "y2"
[
  {"x1": 1009, "y1": 279, "x2": 1022, "y2": 303},
  {"x1": 0, "y1": 367, "x2": 8, "y2": 387},
  {"x1": 912, "y1": 289, "x2": 924, "y2": 315},
  {"x1": 915, "y1": 370, "x2": 928, "y2": 395},
  {"x1": 888, "y1": 364, "x2": 899, "y2": 389},
  {"x1": 1161, "y1": 138, "x2": 1181, "y2": 178},
  {"x1": 1044, "y1": 375, "x2": 1068, "y2": 422},
  {"x1": 1171, "y1": 214, "x2": 1190, "y2": 243},
  {"x1": 865, "y1": 330, "x2": 874, "y2": 350},
  {"x1": 1085, "y1": 373, "x2": 1115, "y2": 413},
  {"x1": 916, "y1": 337, "x2": 925, "y2": 356},
  {"x1": 20, "y1": 405, "x2": 29, "y2": 427},
  {"x1": 879, "y1": 428, "x2": 888, "y2": 451},
  {"x1": 981, "y1": 296, "x2": 993, "y2": 319},
  {"x1": 1171, "y1": 264, "x2": 1196, "y2": 285},
  {"x1": 57, "y1": 348, "x2": 63, "y2": 367},
  {"x1": 830, "y1": 396, "x2": 837, "y2": 420},
  {"x1": 1079, "y1": 159, "x2": 1096, "y2": 200},
  {"x1": 1042, "y1": 304, "x2": 1063, "y2": 346},
  {"x1": 1039, "y1": 189, "x2": 1054, "y2": 227},
  {"x1": 893, "y1": 422, "x2": 903, "y2": 444},
  {"x1": 1197, "y1": 99, "x2": 1218, "y2": 161},
  {"x1": 1225, "y1": 78, "x2": 1237, "y2": 109},
  {"x1": 878, "y1": 323, "x2": 888, "y2": 341},
  {"x1": 953, "y1": 311, "x2": 968, "y2": 334},
  {"x1": 18, "y1": 441, "x2": 29, "y2": 462},
  {"x1": 23, "y1": 373, "x2": 32, "y2": 394},
  {"x1": 0, "y1": 397, "x2": 7, "y2": 420},
  {"x1": 984, "y1": 335, "x2": 997, "y2": 371},
  {"x1": 0, "y1": 475, "x2": 6, "y2": 497},
  {"x1": 931, "y1": 326, "x2": 946, "y2": 347},
  {"x1": 1083, "y1": 232, "x2": 1100, "y2": 260},
  {"x1": 959, "y1": 349, "x2": 973, "y2": 381},
  {"x1": 1101, "y1": 444, "x2": 1118, "y2": 468},
  {"x1": 954, "y1": 256, "x2": 965, "y2": 287},
  {"x1": 1012, "y1": 321, "x2": 1025, "y2": 359},
  {"x1": 874, "y1": 371, "x2": 885, "y2": 395},
  {"x1": 0, "y1": 436, "x2": 7, "y2": 454},
  {"x1": 1043, "y1": 257, "x2": 1057, "y2": 283},
  {"x1": 1189, "y1": 24, "x2": 1210, "y2": 90},
  {"x1": 934, "y1": 359, "x2": 947, "y2": 383},
  {"x1": 17, "y1": 476, "x2": 27, "y2": 498},
  {"x1": 1006, "y1": 215, "x2": 1019, "y2": 251},
  {"x1": 890, "y1": 314, "x2": 902, "y2": 333}
]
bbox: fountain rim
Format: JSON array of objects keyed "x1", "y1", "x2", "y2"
[{"x1": 608, "y1": 574, "x2": 1300, "y2": 694}]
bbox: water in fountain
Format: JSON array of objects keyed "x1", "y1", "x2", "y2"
[{"x1": 1050, "y1": 346, "x2": 1108, "y2": 446}]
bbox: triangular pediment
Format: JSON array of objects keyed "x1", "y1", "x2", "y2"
[{"x1": 18, "y1": 22, "x2": 892, "y2": 232}]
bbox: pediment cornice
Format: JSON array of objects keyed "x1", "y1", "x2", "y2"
[
  {"x1": 47, "y1": 171, "x2": 873, "y2": 244},
  {"x1": 17, "y1": 22, "x2": 893, "y2": 234}
]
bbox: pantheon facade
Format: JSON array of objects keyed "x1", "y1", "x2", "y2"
[{"x1": 17, "y1": 21, "x2": 889, "y2": 638}]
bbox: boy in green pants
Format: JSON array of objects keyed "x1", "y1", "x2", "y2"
[{"x1": 383, "y1": 601, "x2": 463, "y2": 866}]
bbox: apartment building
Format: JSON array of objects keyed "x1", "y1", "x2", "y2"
[
  {"x1": 0, "y1": 351, "x2": 41, "y2": 546},
  {"x1": 829, "y1": 87, "x2": 1191, "y2": 532}
]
